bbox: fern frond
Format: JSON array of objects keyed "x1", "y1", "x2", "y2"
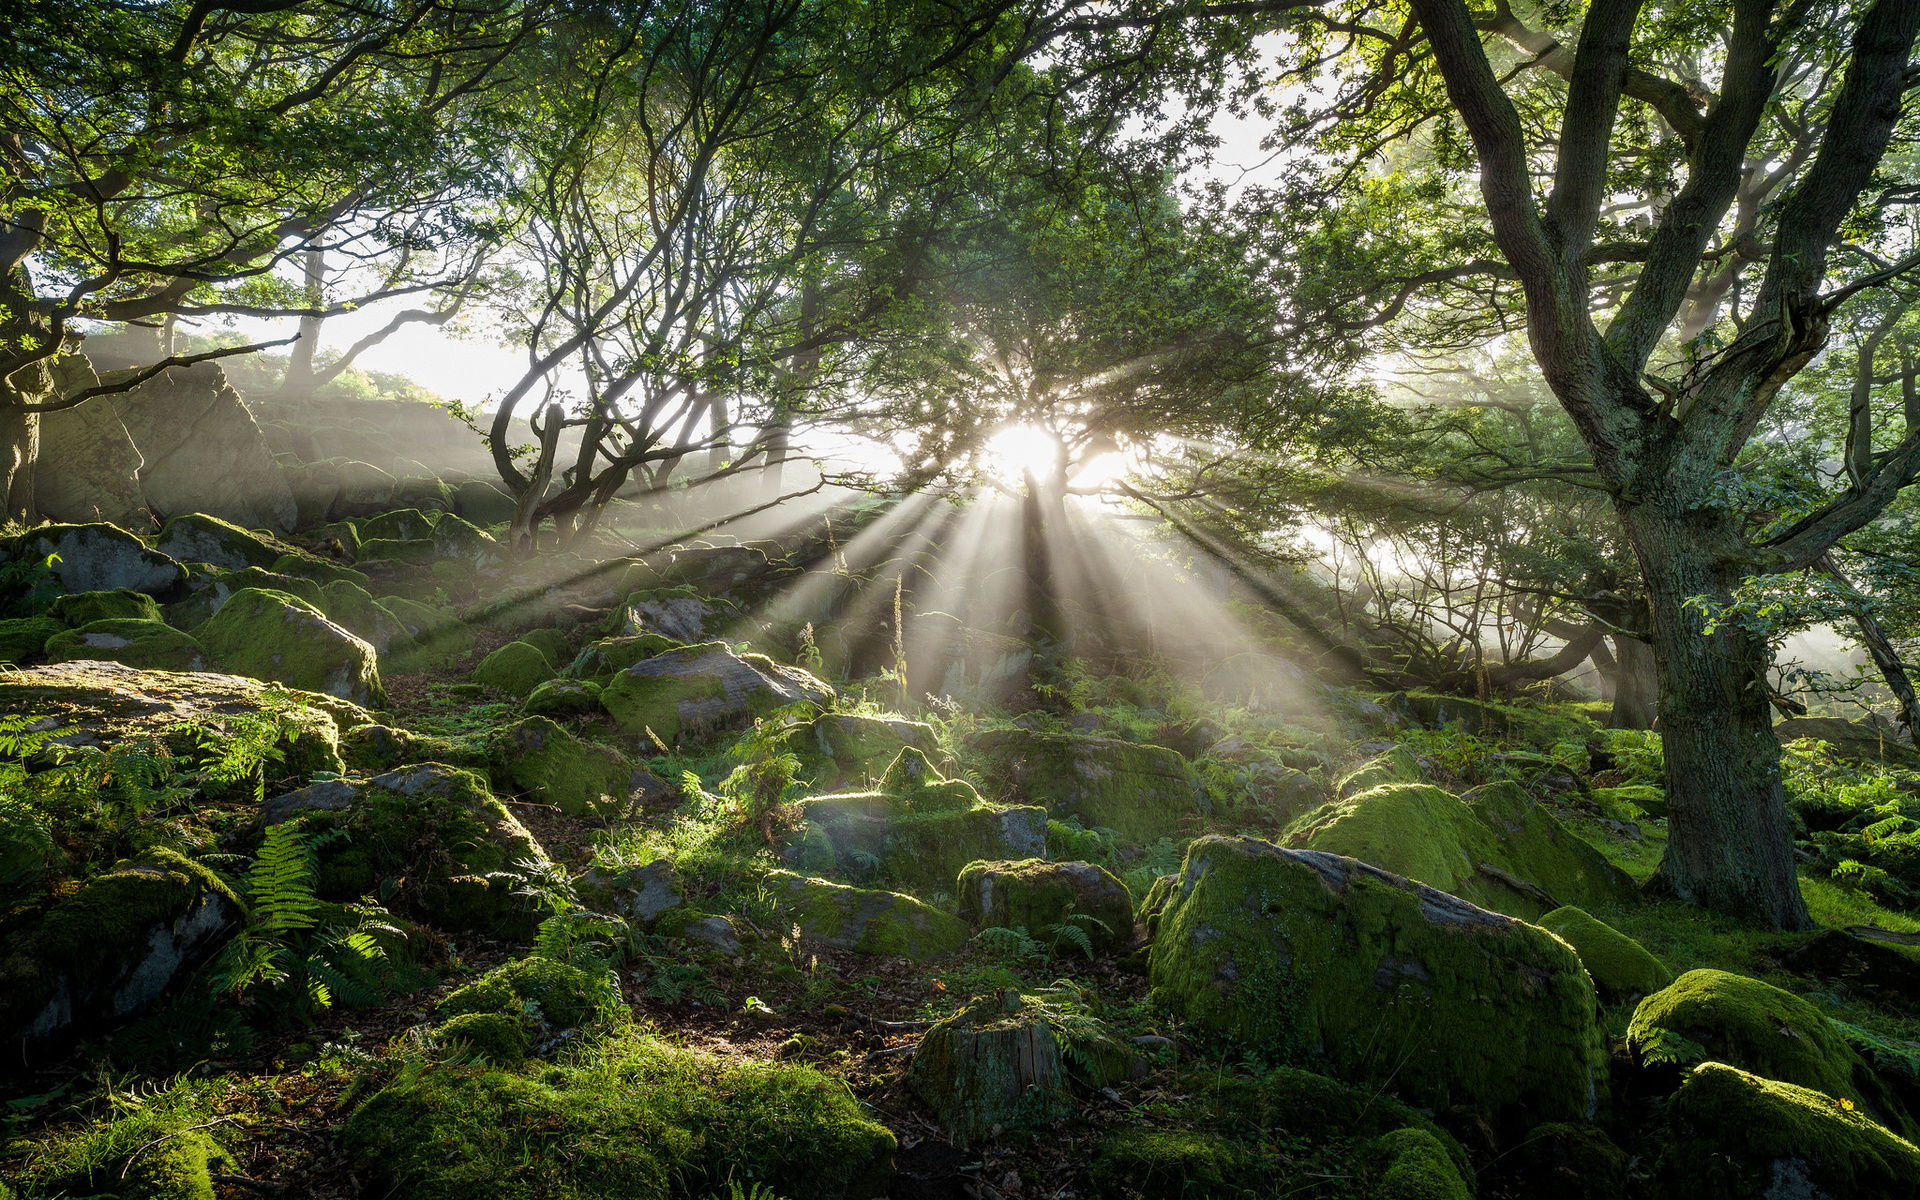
[{"x1": 247, "y1": 823, "x2": 327, "y2": 933}]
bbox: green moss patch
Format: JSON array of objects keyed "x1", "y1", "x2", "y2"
[
  {"x1": 1539, "y1": 906, "x2": 1672, "y2": 1000},
  {"x1": 471, "y1": 640, "x2": 557, "y2": 697},
  {"x1": 440, "y1": 956, "x2": 607, "y2": 1028},
  {"x1": 766, "y1": 870, "x2": 968, "y2": 959},
  {"x1": 0, "y1": 616, "x2": 64, "y2": 665},
  {"x1": 796, "y1": 714, "x2": 939, "y2": 790},
  {"x1": 487, "y1": 716, "x2": 634, "y2": 817},
  {"x1": 49, "y1": 588, "x2": 163, "y2": 625},
  {"x1": 957, "y1": 858, "x2": 1134, "y2": 951},
  {"x1": 599, "y1": 641, "x2": 833, "y2": 746},
  {"x1": 45, "y1": 618, "x2": 210, "y2": 671},
  {"x1": 195, "y1": 587, "x2": 384, "y2": 706},
  {"x1": 965, "y1": 729, "x2": 1207, "y2": 844}
]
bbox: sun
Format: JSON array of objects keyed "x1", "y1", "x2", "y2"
[{"x1": 985, "y1": 424, "x2": 1063, "y2": 484}]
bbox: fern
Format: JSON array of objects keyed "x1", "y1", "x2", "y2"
[
  {"x1": 976, "y1": 925, "x2": 1046, "y2": 963},
  {"x1": 247, "y1": 823, "x2": 332, "y2": 932}
]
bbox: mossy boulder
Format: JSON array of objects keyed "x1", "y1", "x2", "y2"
[
  {"x1": 195, "y1": 587, "x2": 385, "y2": 706},
  {"x1": 487, "y1": 716, "x2": 637, "y2": 817},
  {"x1": 1774, "y1": 716, "x2": 1920, "y2": 769},
  {"x1": 1626, "y1": 968, "x2": 1916, "y2": 1137},
  {"x1": 965, "y1": 728, "x2": 1207, "y2": 843},
  {"x1": 429, "y1": 513, "x2": 502, "y2": 570},
  {"x1": 48, "y1": 588, "x2": 162, "y2": 625},
  {"x1": 1149, "y1": 835, "x2": 1607, "y2": 1130},
  {"x1": 1652, "y1": 1061, "x2": 1920, "y2": 1200},
  {"x1": 44, "y1": 619, "x2": 209, "y2": 671},
  {"x1": 578, "y1": 858, "x2": 683, "y2": 926},
  {"x1": 471, "y1": 639, "x2": 558, "y2": 697},
  {"x1": 435, "y1": 1011, "x2": 528, "y2": 1064},
  {"x1": 767, "y1": 870, "x2": 968, "y2": 958},
  {"x1": 453, "y1": 478, "x2": 517, "y2": 524},
  {"x1": 516, "y1": 626, "x2": 571, "y2": 667},
  {"x1": 958, "y1": 859, "x2": 1134, "y2": 952},
  {"x1": 1086, "y1": 1131, "x2": 1243, "y2": 1198},
  {"x1": 341, "y1": 1033, "x2": 896, "y2": 1200},
  {"x1": 600, "y1": 641, "x2": 833, "y2": 745},
  {"x1": 168, "y1": 568, "x2": 329, "y2": 630},
  {"x1": 1538, "y1": 906, "x2": 1673, "y2": 1001},
  {"x1": 439, "y1": 955, "x2": 606, "y2": 1028},
  {"x1": 10, "y1": 522, "x2": 186, "y2": 595},
  {"x1": 0, "y1": 616, "x2": 64, "y2": 664},
  {"x1": 1283, "y1": 781, "x2": 1632, "y2": 919},
  {"x1": 358, "y1": 536, "x2": 436, "y2": 565},
  {"x1": 339, "y1": 723, "x2": 486, "y2": 773},
  {"x1": 564, "y1": 633, "x2": 680, "y2": 680},
  {"x1": 1335, "y1": 744, "x2": 1425, "y2": 797},
  {"x1": 1364, "y1": 1127, "x2": 1474, "y2": 1200},
  {"x1": 609, "y1": 587, "x2": 736, "y2": 643},
  {"x1": 269, "y1": 552, "x2": 369, "y2": 588},
  {"x1": 377, "y1": 596, "x2": 472, "y2": 666},
  {"x1": 357, "y1": 507, "x2": 439, "y2": 542},
  {"x1": 1509, "y1": 1122, "x2": 1627, "y2": 1200},
  {"x1": 1, "y1": 848, "x2": 241, "y2": 1057},
  {"x1": 319, "y1": 579, "x2": 417, "y2": 655},
  {"x1": 153, "y1": 513, "x2": 281, "y2": 571},
  {"x1": 523, "y1": 676, "x2": 603, "y2": 718},
  {"x1": 797, "y1": 713, "x2": 939, "y2": 789}
]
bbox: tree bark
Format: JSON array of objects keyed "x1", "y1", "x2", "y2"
[
  {"x1": 1607, "y1": 634, "x2": 1657, "y2": 730},
  {"x1": 1627, "y1": 505, "x2": 1812, "y2": 928},
  {"x1": 0, "y1": 402, "x2": 35, "y2": 522}
]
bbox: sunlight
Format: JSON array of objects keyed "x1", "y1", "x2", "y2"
[{"x1": 985, "y1": 423, "x2": 1062, "y2": 484}]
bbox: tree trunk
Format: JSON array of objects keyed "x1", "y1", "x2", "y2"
[
  {"x1": 1627, "y1": 506, "x2": 1813, "y2": 929},
  {"x1": 1608, "y1": 634, "x2": 1657, "y2": 730},
  {"x1": 278, "y1": 249, "x2": 326, "y2": 397},
  {"x1": 0, "y1": 401, "x2": 35, "y2": 522}
]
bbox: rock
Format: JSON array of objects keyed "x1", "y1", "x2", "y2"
[
  {"x1": 1335, "y1": 745, "x2": 1425, "y2": 797},
  {"x1": 1, "y1": 848, "x2": 241, "y2": 1060},
  {"x1": 1776, "y1": 930, "x2": 1920, "y2": 1012},
  {"x1": 271, "y1": 553, "x2": 370, "y2": 589},
  {"x1": 196, "y1": 587, "x2": 385, "y2": 706},
  {"x1": 439, "y1": 955, "x2": 605, "y2": 1028},
  {"x1": 564, "y1": 633, "x2": 680, "y2": 680},
  {"x1": 166, "y1": 569, "x2": 326, "y2": 630},
  {"x1": 1086, "y1": 1131, "x2": 1243, "y2": 1198},
  {"x1": 768, "y1": 870, "x2": 968, "y2": 959},
  {"x1": 517, "y1": 626, "x2": 572, "y2": 667},
  {"x1": 112, "y1": 363, "x2": 297, "y2": 531},
  {"x1": 1775, "y1": 715, "x2": 1920, "y2": 768},
  {"x1": 34, "y1": 391, "x2": 152, "y2": 530},
  {"x1": 964, "y1": 729, "x2": 1208, "y2": 843},
  {"x1": 337, "y1": 723, "x2": 485, "y2": 774},
  {"x1": 1652, "y1": 1061, "x2": 1920, "y2": 1200},
  {"x1": 683, "y1": 914, "x2": 743, "y2": 955},
  {"x1": 798, "y1": 713, "x2": 939, "y2": 789},
  {"x1": 472, "y1": 639, "x2": 558, "y2": 697},
  {"x1": 580, "y1": 858, "x2": 683, "y2": 926},
  {"x1": 453, "y1": 478, "x2": 517, "y2": 524},
  {"x1": 487, "y1": 716, "x2": 638, "y2": 817},
  {"x1": 524, "y1": 677, "x2": 603, "y2": 718},
  {"x1": 329, "y1": 460, "x2": 401, "y2": 518},
  {"x1": 600, "y1": 641, "x2": 833, "y2": 744},
  {"x1": 44, "y1": 618, "x2": 210, "y2": 670},
  {"x1": 430, "y1": 513, "x2": 502, "y2": 570},
  {"x1": 10, "y1": 523, "x2": 186, "y2": 595},
  {"x1": 1282, "y1": 781, "x2": 1634, "y2": 919},
  {"x1": 793, "y1": 750, "x2": 1047, "y2": 886},
  {"x1": 49, "y1": 588, "x2": 162, "y2": 625},
  {"x1": 153, "y1": 513, "x2": 281, "y2": 572},
  {"x1": 1509, "y1": 1122, "x2": 1627, "y2": 1200},
  {"x1": 435, "y1": 1012, "x2": 527, "y2": 1064},
  {"x1": 357, "y1": 508, "x2": 439, "y2": 542},
  {"x1": 1537, "y1": 906, "x2": 1673, "y2": 1001},
  {"x1": 1592, "y1": 784, "x2": 1665, "y2": 819},
  {"x1": 906, "y1": 990, "x2": 1076, "y2": 1146},
  {"x1": 377, "y1": 596, "x2": 473, "y2": 665},
  {"x1": 358, "y1": 536, "x2": 436, "y2": 565},
  {"x1": 957, "y1": 859, "x2": 1134, "y2": 952},
  {"x1": 609, "y1": 587, "x2": 735, "y2": 643},
  {"x1": 0, "y1": 616, "x2": 63, "y2": 665},
  {"x1": 1626, "y1": 969, "x2": 1917, "y2": 1138},
  {"x1": 1149, "y1": 835, "x2": 1607, "y2": 1130},
  {"x1": 1364, "y1": 1128, "x2": 1474, "y2": 1200},
  {"x1": 319, "y1": 579, "x2": 418, "y2": 655}
]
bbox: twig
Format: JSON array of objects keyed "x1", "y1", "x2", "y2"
[{"x1": 120, "y1": 1120, "x2": 233, "y2": 1178}]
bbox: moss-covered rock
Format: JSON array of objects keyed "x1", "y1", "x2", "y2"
[
  {"x1": 486, "y1": 716, "x2": 636, "y2": 817},
  {"x1": 1592, "y1": 784, "x2": 1665, "y2": 820},
  {"x1": 10, "y1": 522, "x2": 185, "y2": 595},
  {"x1": 439, "y1": 955, "x2": 606, "y2": 1028},
  {"x1": 517, "y1": 626, "x2": 571, "y2": 667},
  {"x1": 608, "y1": 587, "x2": 737, "y2": 643},
  {"x1": 1538, "y1": 906, "x2": 1673, "y2": 1001},
  {"x1": 338, "y1": 723, "x2": 486, "y2": 773},
  {"x1": 341, "y1": 1032, "x2": 895, "y2": 1200},
  {"x1": 319, "y1": 579, "x2": 417, "y2": 655},
  {"x1": 471, "y1": 639, "x2": 557, "y2": 697},
  {"x1": 430, "y1": 513, "x2": 502, "y2": 570},
  {"x1": 1509, "y1": 1122, "x2": 1627, "y2": 1200},
  {"x1": 0, "y1": 616, "x2": 64, "y2": 665},
  {"x1": 1282, "y1": 781, "x2": 1632, "y2": 919},
  {"x1": 1651, "y1": 1061, "x2": 1920, "y2": 1200},
  {"x1": 195, "y1": 587, "x2": 384, "y2": 705},
  {"x1": 563, "y1": 633, "x2": 680, "y2": 681},
  {"x1": 1085, "y1": 1130, "x2": 1242, "y2": 1199},
  {"x1": 167, "y1": 567, "x2": 330, "y2": 630},
  {"x1": 767, "y1": 870, "x2": 968, "y2": 959},
  {"x1": 523, "y1": 676, "x2": 603, "y2": 718},
  {"x1": 44, "y1": 618, "x2": 210, "y2": 670},
  {"x1": 153, "y1": 513, "x2": 281, "y2": 572},
  {"x1": 376, "y1": 596, "x2": 472, "y2": 666},
  {"x1": 965, "y1": 729, "x2": 1207, "y2": 843},
  {"x1": 1365, "y1": 1127, "x2": 1473, "y2": 1200},
  {"x1": 600, "y1": 641, "x2": 833, "y2": 745},
  {"x1": 794, "y1": 752, "x2": 1047, "y2": 886},
  {"x1": 796, "y1": 713, "x2": 939, "y2": 789},
  {"x1": 1207, "y1": 1065, "x2": 1472, "y2": 1180},
  {"x1": 1335, "y1": 744, "x2": 1425, "y2": 797},
  {"x1": 49, "y1": 588, "x2": 163, "y2": 625},
  {"x1": 434, "y1": 1011, "x2": 528, "y2": 1063},
  {"x1": 1626, "y1": 968, "x2": 1916, "y2": 1137},
  {"x1": 269, "y1": 553, "x2": 369, "y2": 589},
  {"x1": 1, "y1": 847, "x2": 241, "y2": 1056},
  {"x1": 1149, "y1": 835, "x2": 1607, "y2": 1130},
  {"x1": 357, "y1": 536, "x2": 436, "y2": 565},
  {"x1": 958, "y1": 859, "x2": 1134, "y2": 952},
  {"x1": 357, "y1": 507, "x2": 439, "y2": 542}
]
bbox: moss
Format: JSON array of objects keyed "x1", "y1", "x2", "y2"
[
  {"x1": 879, "y1": 746, "x2": 978, "y2": 810},
  {"x1": 1538, "y1": 906, "x2": 1673, "y2": 1000},
  {"x1": 564, "y1": 634, "x2": 680, "y2": 680},
  {"x1": 319, "y1": 579, "x2": 415, "y2": 652},
  {"x1": 766, "y1": 870, "x2": 968, "y2": 958},
  {"x1": 341, "y1": 1030, "x2": 895, "y2": 1200},
  {"x1": 1653, "y1": 1061, "x2": 1920, "y2": 1200},
  {"x1": 377, "y1": 596, "x2": 472, "y2": 665},
  {"x1": 0, "y1": 616, "x2": 64, "y2": 664},
  {"x1": 45, "y1": 619, "x2": 209, "y2": 670},
  {"x1": 357, "y1": 508, "x2": 440, "y2": 541},
  {"x1": 340, "y1": 723, "x2": 485, "y2": 773},
  {"x1": 195, "y1": 587, "x2": 384, "y2": 706},
  {"x1": 1085, "y1": 1130, "x2": 1241, "y2": 1198},
  {"x1": 1334, "y1": 745, "x2": 1424, "y2": 797},
  {"x1": 487, "y1": 716, "x2": 633, "y2": 817},
  {"x1": 1365, "y1": 1127, "x2": 1472, "y2": 1200},
  {"x1": 1391, "y1": 690, "x2": 1597, "y2": 747},
  {"x1": 1592, "y1": 784, "x2": 1665, "y2": 819},
  {"x1": 524, "y1": 677, "x2": 604, "y2": 718},
  {"x1": 357, "y1": 536, "x2": 437, "y2": 564},
  {"x1": 436, "y1": 1011, "x2": 530, "y2": 1063},
  {"x1": 1205, "y1": 1065, "x2": 1470, "y2": 1182},
  {"x1": 439, "y1": 955, "x2": 605, "y2": 1028},
  {"x1": 1510, "y1": 1122, "x2": 1626, "y2": 1200},
  {"x1": 796, "y1": 714, "x2": 938, "y2": 789},
  {"x1": 49, "y1": 588, "x2": 163, "y2": 624},
  {"x1": 599, "y1": 641, "x2": 833, "y2": 745},
  {"x1": 1049, "y1": 819, "x2": 1117, "y2": 865},
  {"x1": 1626, "y1": 968, "x2": 1916, "y2": 1137},
  {"x1": 907, "y1": 990, "x2": 1077, "y2": 1146},
  {"x1": 270, "y1": 553, "x2": 369, "y2": 588},
  {"x1": 957, "y1": 858, "x2": 1134, "y2": 951},
  {"x1": 471, "y1": 640, "x2": 557, "y2": 697},
  {"x1": 965, "y1": 729, "x2": 1207, "y2": 844},
  {"x1": 517, "y1": 626, "x2": 571, "y2": 667},
  {"x1": 154, "y1": 513, "x2": 282, "y2": 573},
  {"x1": 1149, "y1": 836, "x2": 1606, "y2": 1130}
]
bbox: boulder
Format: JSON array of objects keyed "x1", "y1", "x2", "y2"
[
  {"x1": 798, "y1": 713, "x2": 939, "y2": 790},
  {"x1": 1149, "y1": 835, "x2": 1607, "y2": 1130},
  {"x1": 964, "y1": 729, "x2": 1208, "y2": 843},
  {"x1": 11, "y1": 523, "x2": 185, "y2": 595},
  {"x1": 600, "y1": 641, "x2": 833, "y2": 744},
  {"x1": 1775, "y1": 715, "x2": 1920, "y2": 768},
  {"x1": 33, "y1": 390, "x2": 151, "y2": 530},
  {"x1": 112, "y1": 363, "x2": 297, "y2": 531},
  {"x1": 1, "y1": 848, "x2": 241, "y2": 1059},
  {"x1": 338, "y1": 723, "x2": 485, "y2": 774},
  {"x1": 1282, "y1": 781, "x2": 1634, "y2": 919},
  {"x1": 319, "y1": 579, "x2": 418, "y2": 656},
  {"x1": 683, "y1": 913, "x2": 744, "y2": 954},
  {"x1": 430, "y1": 513, "x2": 502, "y2": 570},
  {"x1": 435, "y1": 1012, "x2": 528, "y2": 1064},
  {"x1": 524, "y1": 677, "x2": 604, "y2": 718},
  {"x1": 166, "y1": 569, "x2": 326, "y2": 629},
  {"x1": 1508, "y1": 1122, "x2": 1628, "y2": 1200},
  {"x1": 453, "y1": 478, "x2": 518, "y2": 524},
  {"x1": 1626, "y1": 968, "x2": 1917, "y2": 1138},
  {"x1": 357, "y1": 508, "x2": 440, "y2": 542},
  {"x1": 471, "y1": 639, "x2": 558, "y2": 697},
  {"x1": 1652, "y1": 1061, "x2": 1920, "y2": 1200},
  {"x1": 153, "y1": 513, "x2": 281, "y2": 572},
  {"x1": 0, "y1": 616, "x2": 63, "y2": 665},
  {"x1": 768, "y1": 870, "x2": 968, "y2": 959},
  {"x1": 377, "y1": 596, "x2": 473, "y2": 666},
  {"x1": 271, "y1": 553, "x2": 370, "y2": 589},
  {"x1": 195, "y1": 587, "x2": 385, "y2": 706},
  {"x1": 1537, "y1": 906, "x2": 1673, "y2": 1001},
  {"x1": 439, "y1": 955, "x2": 605, "y2": 1029},
  {"x1": 48, "y1": 588, "x2": 162, "y2": 625},
  {"x1": 487, "y1": 716, "x2": 640, "y2": 818},
  {"x1": 44, "y1": 618, "x2": 210, "y2": 671},
  {"x1": 358, "y1": 536, "x2": 436, "y2": 565},
  {"x1": 580, "y1": 858, "x2": 683, "y2": 926},
  {"x1": 608, "y1": 587, "x2": 735, "y2": 643},
  {"x1": 517, "y1": 626, "x2": 572, "y2": 667},
  {"x1": 565, "y1": 633, "x2": 680, "y2": 680},
  {"x1": 1335, "y1": 745, "x2": 1425, "y2": 797},
  {"x1": 331, "y1": 460, "x2": 401, "y2": 517},
  {"x1": 957, "y1": 859, "x2": 1134, "y2": 952}
]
